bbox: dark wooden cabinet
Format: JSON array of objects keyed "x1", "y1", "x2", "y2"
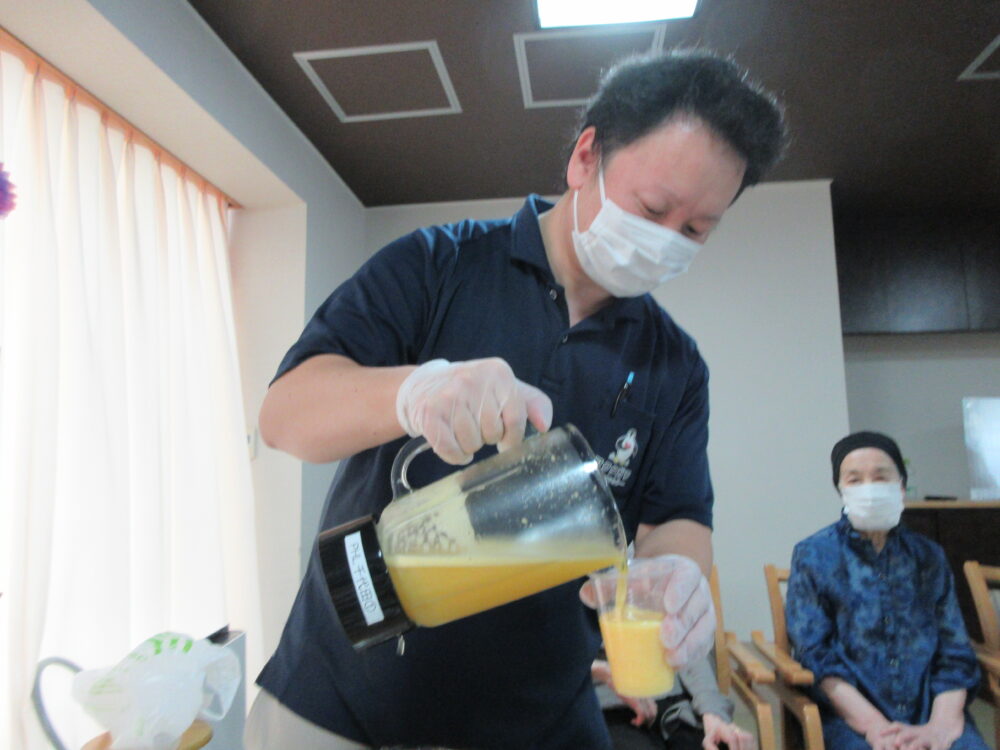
[
  {"x1": 836, "y1": 213, "x2": 1000, "y2": 334},
  {"x1": 964, "y1": 216, "x2": 1000, "y2": 330},
  {"x1": 901, "y1": 501, "x2": 1000, "y2": 642}
]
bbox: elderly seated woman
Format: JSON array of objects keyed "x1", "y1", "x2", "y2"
[{"x1": 785, "y1": 431, "x2": 988, "y2": 750}]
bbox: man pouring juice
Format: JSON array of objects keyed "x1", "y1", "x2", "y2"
[{"x1": 247, "y1": 49, "x2": 787, "y2": 750}]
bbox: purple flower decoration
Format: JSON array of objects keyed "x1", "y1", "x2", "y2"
[{"x1": 0, "y1": 163, "x2": 15, "y2": 218}]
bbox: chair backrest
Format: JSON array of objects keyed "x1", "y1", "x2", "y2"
[
  {"x1": 764, "y1": 564, "x2": 791, "y2": 652},
  {"x1": 964, "y1": 560, "x2": 1000, "y2": 650},
  {"x1": 708, "y1": 566, "x2": 731, "y2": 693}
]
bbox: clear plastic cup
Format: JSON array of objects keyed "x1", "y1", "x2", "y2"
[{"x1": 590, "y1": 558, "x2": 675, "y2": 698}]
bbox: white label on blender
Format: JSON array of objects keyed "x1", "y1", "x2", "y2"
[{"x1": 345, "y1": 531, "x2": 385, "y2": 625}]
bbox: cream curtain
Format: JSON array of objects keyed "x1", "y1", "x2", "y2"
[{"x1": 0, "y1": 49, "x2": 262, "y2": 748}]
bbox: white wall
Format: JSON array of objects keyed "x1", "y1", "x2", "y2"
[
  {"x1": 229, "y1": 205, "x2": 306, "y2": 659},
  {"x1": 364, "y1": 181, "x2": 850, "y2": 636},
  {"x1": 844, "y1": 332, "x2": 1000, "y2": 499}
]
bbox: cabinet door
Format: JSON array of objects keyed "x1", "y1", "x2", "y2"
[
  {"x1": 935, "y1": 508, "x2": 1000, "y2": 643},
  {"x1": 901, "y1": 508, "x2": 938, "y2": 541},
  {"x1": 962, "y1": 215, "x2": 1000, "y2": 331},
  {"x1": 837, "y1": 215, "x2": 969, "y2": 334}
]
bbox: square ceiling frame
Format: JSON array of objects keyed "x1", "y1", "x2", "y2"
[
  {"x1": 513, "y1": 24, "x2": 667, "y2": 108},
  {"x1": 293, "y1": 40, "x2": 463, "y2": 122},
  {"x1": 958, "y1": 33, "x2": 1000, "y2": 81}
]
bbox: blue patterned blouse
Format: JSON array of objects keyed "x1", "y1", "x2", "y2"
[{"x1": 785, "y1": 516, "x2": 981, "y2": 724}]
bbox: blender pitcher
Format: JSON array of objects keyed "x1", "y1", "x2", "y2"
[{"x1": 319, "y1": 424, "x2": 626, "y2": 650}]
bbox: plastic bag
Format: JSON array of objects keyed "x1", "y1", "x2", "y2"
[{"x1": 72, "y1": 631, "x2": 240, "y2": 750}]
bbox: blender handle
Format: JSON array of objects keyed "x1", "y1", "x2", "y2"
[
  {"x1": 390, "y1": 437, "x2": 433, "y2": 498},
  {"x1": 389, "y1": 423, "x2": 539, "y2": 498}
]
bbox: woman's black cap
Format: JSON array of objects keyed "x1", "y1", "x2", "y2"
[{"x1": 831, "y1": 431, "x2": 907, "y2": 488}]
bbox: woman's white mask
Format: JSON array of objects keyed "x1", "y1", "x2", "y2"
[
  {"x1": 840, "y1": 482, "x2": 904, "y2": 532},
  {"x1": 571, "y1": 169, "x2": 702, "y2": 297}
]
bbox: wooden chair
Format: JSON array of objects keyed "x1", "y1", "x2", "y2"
[
  {"x1": 709, "y1": 566, "x2": 778, "y2": 750},
  {"x1": 963, "y1": 560, "x2": 1000, "y2": 749},
  {"x1": 750, "y1": 564, "x2": 824, "y2": 750}
]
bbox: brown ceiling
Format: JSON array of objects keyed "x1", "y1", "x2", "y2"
[{"x1": 187, "y1": 0, "x2": 1000, "y2": 218}]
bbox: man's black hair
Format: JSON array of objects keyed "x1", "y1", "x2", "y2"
[{"x1": 569, "y1": 49, "x2": 789, "y2": 192}]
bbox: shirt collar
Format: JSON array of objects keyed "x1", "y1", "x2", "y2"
[
  {"x1": 509, "y1": 194, "x2": 554, "y2": 275},
  {"x1": 836, "y1": 513, "x2": 901, "y2": 554},
  {"x1": 510, "y1": 194, "x2": 646, "y2": 323}
]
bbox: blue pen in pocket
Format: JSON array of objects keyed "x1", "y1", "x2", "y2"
[{"x1": 611, "y1": 371, "x2": 634, "y2": 417}]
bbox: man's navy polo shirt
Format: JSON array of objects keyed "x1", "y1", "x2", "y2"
[{"x1": 258, "y1": 195, "x2": 714, "y2": 749}]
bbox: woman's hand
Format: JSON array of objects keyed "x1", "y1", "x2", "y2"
[
  {"x1": 702, "y1": 712, "x2": 755, "y2": 750},
  {"x1": 863, "y1": 721, "x2": 902, "y2": 750},
  {"x1": 892, "y1": 714, "x2": 964, "y2": 750}
]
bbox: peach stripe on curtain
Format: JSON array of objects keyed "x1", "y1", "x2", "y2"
[{"x1": 0, "y1": 46, "x2": 262, "y2": 749}]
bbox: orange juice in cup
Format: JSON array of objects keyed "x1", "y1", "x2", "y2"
[
  {"x1": 591, "y1": 559, "x2": 674, "y2": 698},
  {"x1": 599, "y1": 604, "x2": 674, "y2": 697}
]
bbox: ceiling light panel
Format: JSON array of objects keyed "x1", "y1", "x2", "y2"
[{"x1": 536, "y1": 0, "x2": 697, "y2": 28}]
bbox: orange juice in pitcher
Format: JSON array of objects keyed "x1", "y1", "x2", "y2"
[{"x1": 319, "y1": 425, "x2": 627, "y2": 650}]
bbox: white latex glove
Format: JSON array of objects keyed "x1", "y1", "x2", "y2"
[
  {"x1": 658, "y1": 555, "x2": 715, "y2": 668},
  {"x1": 395, "y1": 358, "x2": 553, "y2": 465},
  {"x1": 580, "y1": 554, "x2": 716, "y2": 669}
]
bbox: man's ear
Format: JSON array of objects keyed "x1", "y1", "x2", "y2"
[{"x1": 566, "y1": 126, "x2": 600, "y2": 191}]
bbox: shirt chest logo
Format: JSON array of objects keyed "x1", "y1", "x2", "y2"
[
  {"x1": 597, "y1": 428, "x2": 638, "y2": 488},
  {"x1": 610, "y1": 428, "x2": 638, "y2": 466}
]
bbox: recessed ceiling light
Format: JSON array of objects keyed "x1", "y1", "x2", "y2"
[{"x1": 536, "y1": 0, "x2": 697, "y2": 28}]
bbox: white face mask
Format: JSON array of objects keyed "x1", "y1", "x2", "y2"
[
  {"x1": 571, "y1": 169, "x2": 702, "y2": 297},
  {"x1": 840, "y1": 482, "x2": 904, "y2": 532}
]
